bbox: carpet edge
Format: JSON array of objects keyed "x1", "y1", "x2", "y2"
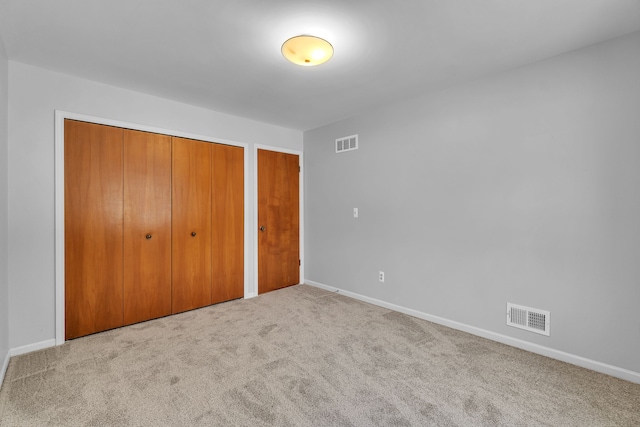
[{"x1": 304, "y1": 280, "x2": 640, "y2": 385}]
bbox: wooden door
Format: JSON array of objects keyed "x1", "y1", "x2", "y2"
[
  {"x1": 172, "y1": 137, "x2": 212, "y2": 313},
  {"x1": 211, "y1": 144, "x2": 244, "y2": 304},
  {"x1": 123, "y1": 130, "x2": 172, "y2": 325},
  {"x1": 65, "y1": 120, "x2": 124, "y2": 339},
  {"x1": 257, "y1": 149, "x2": 300, "y2": 294}
]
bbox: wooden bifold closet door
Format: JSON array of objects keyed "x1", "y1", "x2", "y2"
[
  {"x1": 171, "y1": 137, "x2": 212, "y2": 314},
  {"x1": 65, "y1": 120, "x2": 124, "y2": 340},
  {"x1": 65, "y1": 120, "x2": 244, "y2": 339},
  {"x1": 211, "y1": 143, "x2": 244, "y2": 304},
  {"x1": 123, "y1": 130, "x2": 172, "y2": 325}
]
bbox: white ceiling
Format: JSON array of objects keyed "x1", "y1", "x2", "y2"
[{"x1": 0, "y1": 1, "x2": 639, "y2": 131}]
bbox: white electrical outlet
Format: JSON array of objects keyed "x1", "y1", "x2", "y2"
[
  {"x1": 353, "y1": 208, "x2": 358, "y2": 218},
  {"x1": 379, "y1": 271, "x2": 385, "y2": 282}
]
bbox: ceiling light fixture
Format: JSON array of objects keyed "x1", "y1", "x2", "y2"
[{"x1": 281, "y1": 35, "x2": 333, "y2": 66}]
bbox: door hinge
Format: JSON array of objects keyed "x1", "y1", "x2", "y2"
[
  {"x1": 299, "y1": 166, "x2": 301, "y2": 172},
  {"x1": 299, "y1": 259, "x2": 301, "y2": 266}
]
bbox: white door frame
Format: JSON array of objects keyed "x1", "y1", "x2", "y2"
[
  {"x1": 253, "y1": 144, "x2": 304, "y2": 296},
  {"x1": 54, "y1": 110, "x2": 250, "y2": 345}
]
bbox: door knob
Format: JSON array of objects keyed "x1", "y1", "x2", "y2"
[
  {"x1": 259, "y1": 225, "x2": 266, "y2": 232},
  {"x1": 145, "y1": 234, "x2": 152, "y2": 240},
  {"x1": 191, "y1": 232, "x2": 197, "y2": 237}
]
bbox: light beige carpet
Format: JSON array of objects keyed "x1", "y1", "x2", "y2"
[{"x1": 0, "y1": 284, "x2": 639, "y2": 426}]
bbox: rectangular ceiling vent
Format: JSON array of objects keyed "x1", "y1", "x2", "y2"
[
  {"x1": 506, "y1": 303, "x2": 550, "y2": 336},
  {"x1": 336, "y1": 134, "x2": 358, "y2": 153}
]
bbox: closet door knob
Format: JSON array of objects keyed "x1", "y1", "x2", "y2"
[
  {"x1": 191, "y1": 232, "x2": 197, "y2": 237},
  {"x1": 145, "y1": 234, "x2": 152, "y2": 240},
  {"x1": 259, "y1": 225, "x2": 266, "y2": 232}
]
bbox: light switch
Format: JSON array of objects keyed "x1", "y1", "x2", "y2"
[{"x1": 353, "y1": 208, "x2": 358, "y2": 218}]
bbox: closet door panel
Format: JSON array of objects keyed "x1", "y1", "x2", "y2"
[
  {"x1": 123, "y1": 130, "x2": 172, "y2": 325},
  {"x1": 65, "y1": 120, "x2": 124, "y2": 339},
  {"x1": 211, "y1": 144, "x2": 244, "y2": 304},
  {"x1": 172, "y1": 137, "x2": 212, "y2": 313}
]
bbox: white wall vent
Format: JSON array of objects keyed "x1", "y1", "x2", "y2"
[
  {"x1": 336, "y1": 134, "x2": 358, "y2": 153},
  {"x1": 506, "y1": 303, "x2": 550, "y2": 336}
]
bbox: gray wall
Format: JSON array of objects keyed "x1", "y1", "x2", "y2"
[
  {"x1": 304, "y1": 32, "x2": 640, "y2": 374},
  {"x1": 0, "y1": 35, "x2": 9, "y2": 364},
  {"x1": 7, "y1": 62, "x2": 302, "y2": 349}
]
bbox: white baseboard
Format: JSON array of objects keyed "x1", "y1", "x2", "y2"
[
  {"x1": 305, "y1": 280, "x2": 640, "y2": 385},
  {"x1": 0, "y1": 348, "x2": 9, "y2": 387},
  {"x1": 9, "y1": 339, "x2": 56, "y2": 358}
]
